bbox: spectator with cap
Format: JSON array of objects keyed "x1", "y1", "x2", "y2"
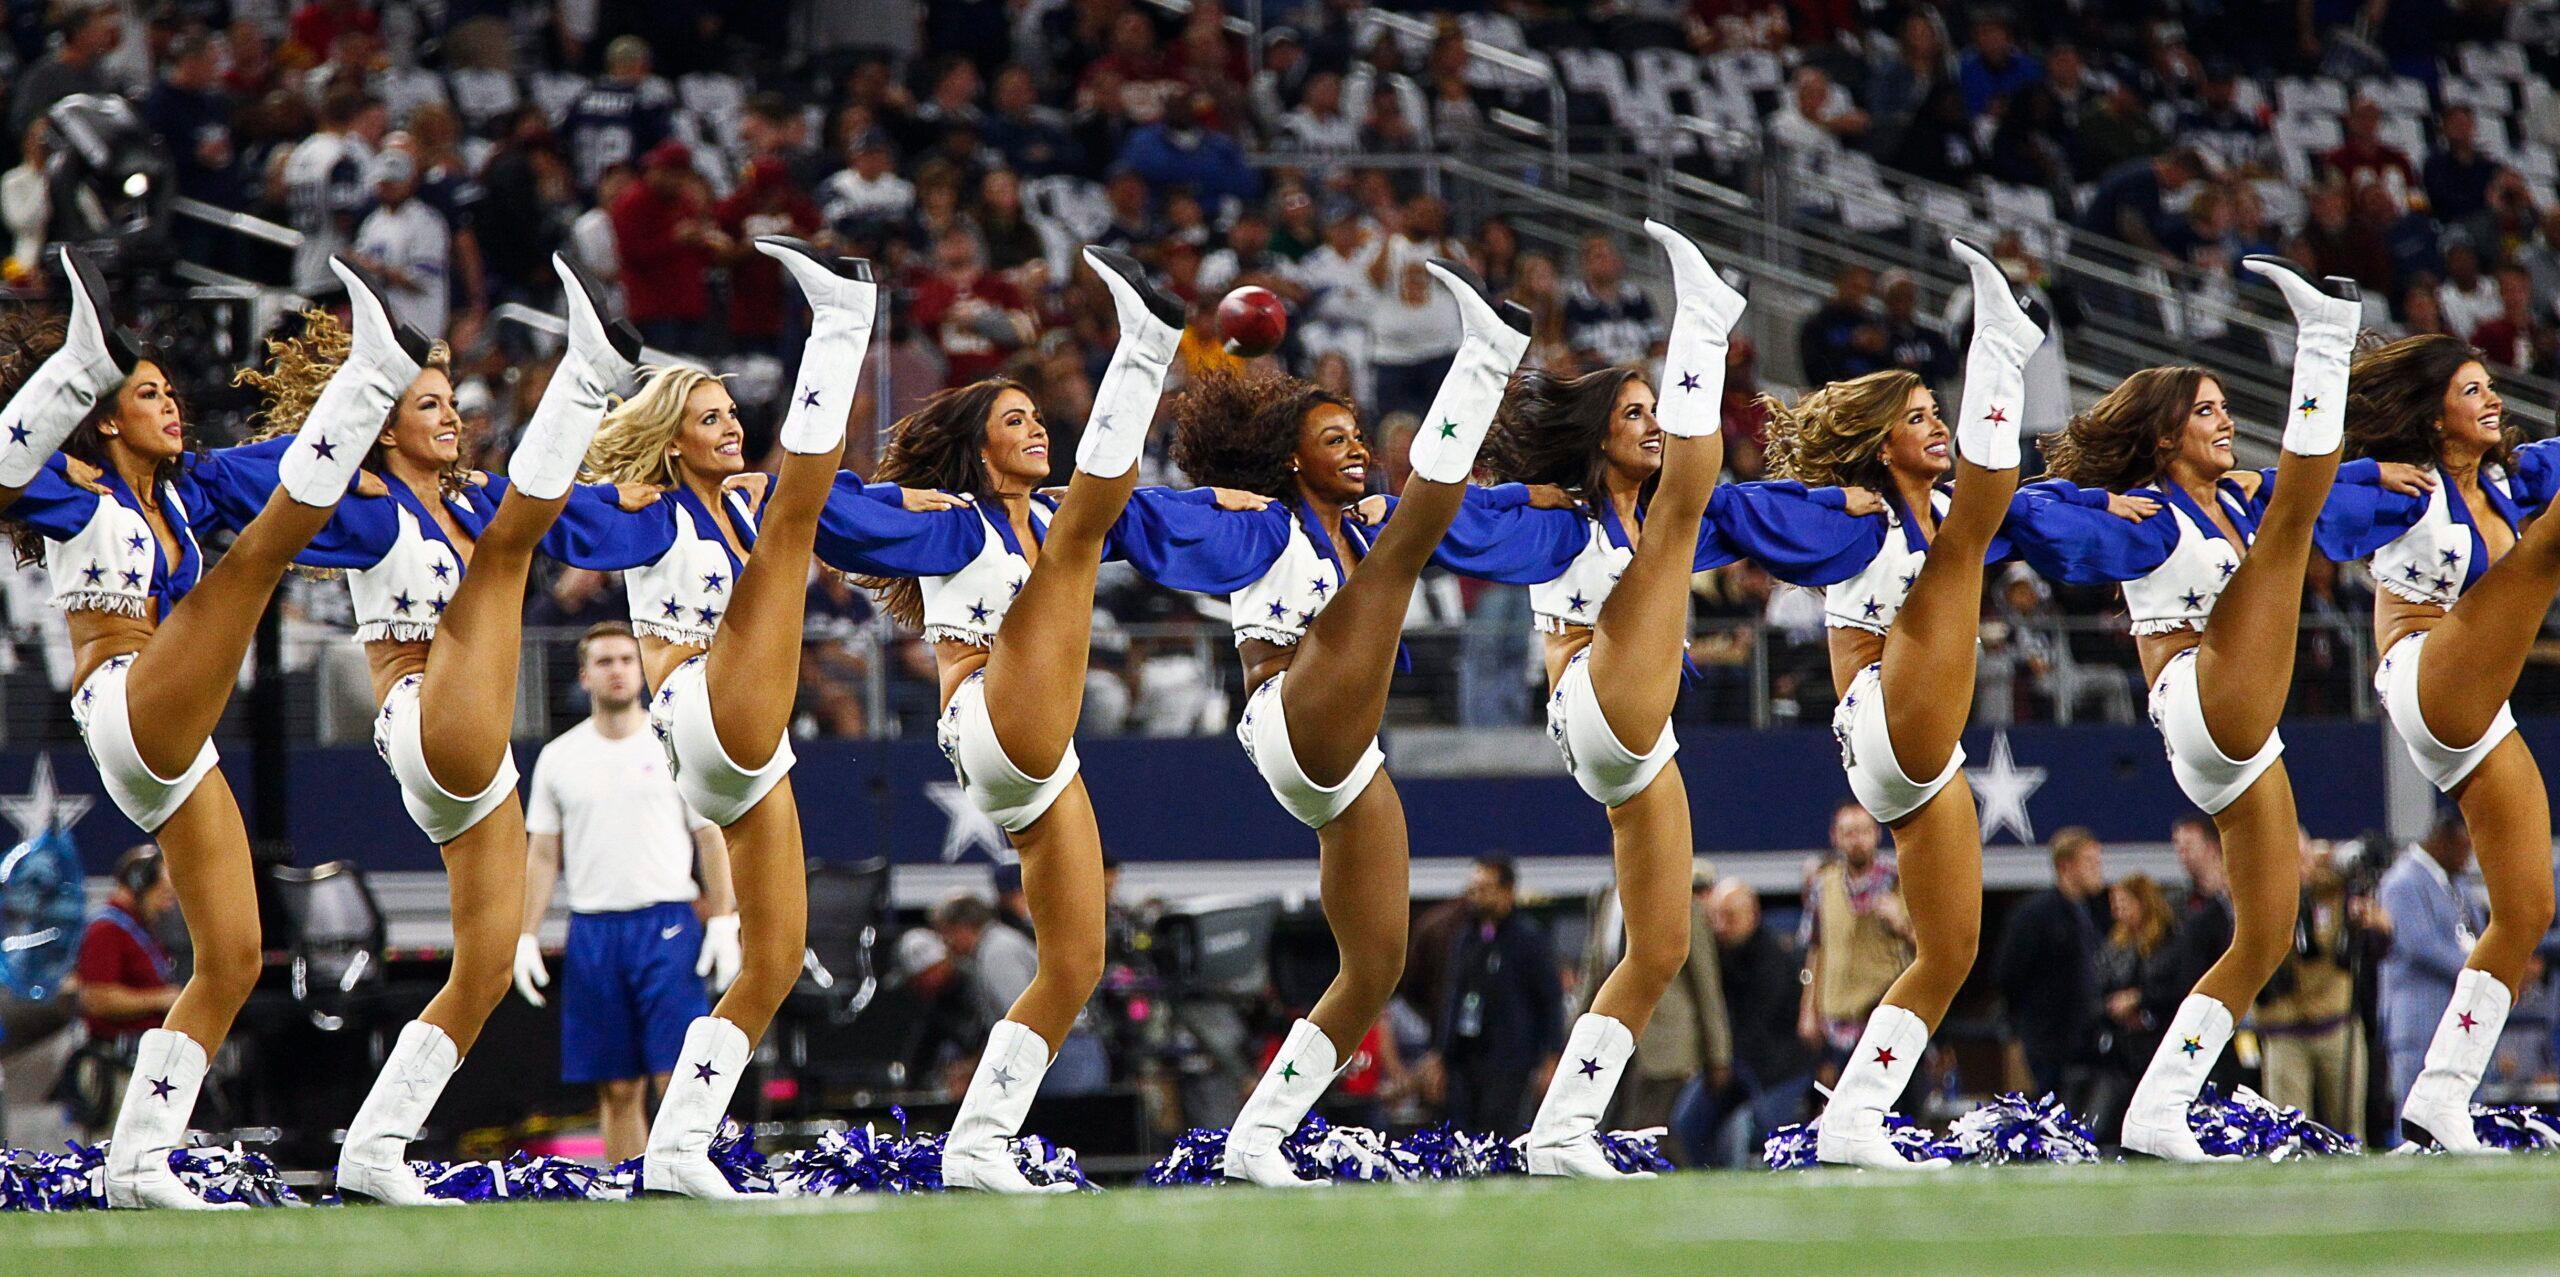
[
  {"x1": 982, "y1": 64, "x2": 1084, "y2": 178},
  {"x1": 563, "y1": 35, "x2": 674, "y2": 194},
  {"x1": 2324, "y1": 97, "x2": 2418, "y2": 217},
  {"x1": 72, "y1": 846, "x2": 180, "y2": 1134},
  {"x1": 9, "y1": 2, "x2": 120, "y2": 139},
  {"x1": 611, "y1": 138, "x2": 726, "y2": 354},
  {"x1": 1117, "y1": 90, "x2": 1261, "y2": 208},
  {"x1": 819, "y1": 130, "x2": 916, "y2": 247},
  {"x1": 351, "y1": 149, "x2": 451, "y2": 335}
]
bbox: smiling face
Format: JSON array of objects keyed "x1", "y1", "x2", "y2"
[
  {"x1": 2439, "y1": 360, "x2": 2504, "y2": 458},
  {"x1": 2159, "y1": 376, "x2": 2235, "y2": 479},
  {"x1": 96, "y1": 360, "x2": 186, "y2": 466},
  {"x1": 1879, "y1": 386, "x2": 1950, "y2": 481},
  {"x1": 977, "y1": 388, "x2": 1048, "y2": 487},
  {"x1": 1598, "y1": 376, "x2": 1661, "y2": 486},
  {"x1": 377, "y1": 367, "x2": 461, "y2": 469},
  {"x1": 1292, "y1": 401, "x2": 1368, "y2": 504},
  {"x1": 668, "y1": 381, "x2": 745, "y2": 482}
]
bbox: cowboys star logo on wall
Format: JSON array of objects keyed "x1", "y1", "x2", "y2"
[
  {"x1": 925, "y1": 781, "x2": 1013, "y2": 865},
  {"x1": 1966, "y1": 731, "x2": 2046, "y2": 846}
]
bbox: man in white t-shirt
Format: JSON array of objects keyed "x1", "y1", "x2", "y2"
[
  {"x1": 515, "y1": 623, "x2": 739, "y2": 1161},
  {"x1": 351, "y1": 150, "x2": 451, "y2": 336},
  {"x1": 282, "y1": 86, "x2": 386, "y2": 293}
]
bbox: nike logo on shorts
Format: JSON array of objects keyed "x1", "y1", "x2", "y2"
[{"x1": 661, "y1": 925, "x2": 683, "y2": 939}]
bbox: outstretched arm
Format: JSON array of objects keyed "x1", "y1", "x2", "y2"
[{"x1": 1704, "y1": 480, "x2": 1891, "y2": 586}]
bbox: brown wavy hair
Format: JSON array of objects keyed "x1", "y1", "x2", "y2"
[
  {"x1": 2040, "y1": 366, "x2": 2213, "y2": 491},
  {"x1": 1760, "y1": 369, "x2": 1923, "y2": 490},
  {"x1": 2345, "y1": 333, "x2": 2508, "y2": 469},
  {"x1": 237, "y1": 308, "x2": 461, "y2": 495},
  {"x1": 0, "y1": 309, "x2": 162, "y2": 566},
  {"x1": 1169, "y1": 364, "x2": 1353, "y2": 499},
  {"x1": 1482, "y1": 365, "x2": 1651, "y2": 505},
  {"x1": 863, "y1": 377, "x2": 1029, "y2": 629}
]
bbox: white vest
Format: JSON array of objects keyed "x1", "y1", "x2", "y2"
[
  {"x1": 2369, "y1": 464, "x2": 2515, "y2": 607},
  {"x1": 2121, "y1": 494, "x2": 2247, "y2": 636},
  {"x1": 1526, "y1": 505, "x2": 1632, "y2": 634},
  {"x1": 347, "y1": 500, "x2": 469, "y2": 642},
  {"x1": 43, "y1": 483, "x2": 197, "y2": 619},
  {"x1": 624, "y1": 490, "x2": 753, "y2": 647},
  {"x1": 1230, "y1": 503, "x2": 1368, "y2": 646},
  {"x1": 1823, "y1": 490, "x2": 1939, "y2": 634},
  {"x1": 918, "y1": 499, "x2": 1048, "y2": 647}
]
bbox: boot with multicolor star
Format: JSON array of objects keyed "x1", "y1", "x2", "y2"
[
  {"x1": 2122, "y1": 994, "x2": 2242, "y2": 1162},
  {"x1": 1222, "y1": 1019, "x2": 1340, "y2": 1187}
]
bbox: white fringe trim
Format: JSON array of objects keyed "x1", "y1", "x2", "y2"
[
  {"x1": 354, "y1": 620, "x2": 442, "y2": 644},
  {"x1": 1825, "y1": 616, "x2": 1890, "y2": 637},
  {"x1": 2377, "y1": 578, "x2": 2454, "y2": 607},
  {"x1": 1534, "y1": 614, "x2": 1587, "y2": 635},
  {"x1": 1234, "y1": 625, "x2": 1306, "y2": 647},
  {"x1": 53, "y1": 591, "x2": 148, "y2": 619},
  {"x1": 2128, "y1": 617, "x2": 2211, "y2": 637},
  {"x1": 633, "y1": 620, "x2": 717, "y2": 645},
  {"x1": 919, "y1": 625, "x2": 994, "y2": 648}
]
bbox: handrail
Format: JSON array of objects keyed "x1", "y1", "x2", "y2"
[
  {"x1": 171, "y1": 196, "x2": 302, "y2": 249},
  {"x1": 1349, "y1": 8, "x2": 1567, "y2": 171}
]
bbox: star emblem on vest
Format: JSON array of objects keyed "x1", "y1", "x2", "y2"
[
  {"x1": 695, "y1": 605, "x2": 720, "y2": 626},
  {"x1": 2218, "y1": 560, "x2": 2236, "y2": 579},
  {"x1": 2441, "y1": 548, "x2": 2460, "y2": 566},
  {"x1": 1900, "y1": 572, "x2": 1917, "y2": 589},
  {"x1": 431, "y1": 561, "x2": 452, "y2": 581},
  {"x1": 1267, "y1": 600, "x2": 1288, "y2": 619},
  {"x1": 125, "y1": 532, "x2": 145, "y2": 552},
  {"x1": 1862, "y1": 599, "x2": 1882, "y2": 618},
  {"x1": 1566, "y1": 593, "x2": 1588, "y2": 613},
  {"x1": 1677, "y1": 370, "x2": 1700, "y2": 392},
  {"x1": 1279, "y1": 1061, "x2": 1300, "y2": 1082},
  {"x1": 121, "y1": 568, "x2": 143, "y2": 587},
  {"x1": 1297, "y1": 609, "x2": 1315, "y2": 627},
  {"x1": 1009, "y1": 577, "x2": 1025, "y2": 596},
  {"x1": 1984, "y1": 406, "x2": 2007, "y2": 425},
  {"x1": 81, "y1": 563, "x2": 103, "y2": 584},
  {"x1": 149, "y1": 1075, "x2": 175, "y2": 1100},
  {"x1": 968, "y1": 600, "x2": 991, "y2": 623},
  {"x1": 2403, "y1": 564, "x2": 2423, "y2": 581},
  {"x1": 693, "y1": 1062, "x2": 719, "y2": 1083},
  {"x1": 990, "y1": 1065, "x2": 1017, "y2": 1092},
  {"x1": 1576, "y1": 1057, "x2": 1602, "y2": 1080},
  {"x1": 2178, "y1": 1035, "x2": 2202, "y2": 1058},
  {"x1": 703, "y1": 572, "x2": 724, "y2": 592},
  {"x1": 78, "y1": 687, "x2": 92, "y2": 706},
  {"x1": 2433, "y1": 575, "x2": 2453, "y2": 592},
  {"x1": 800, "y1": 387, "x2": 820, "y2": 409},
  {"x1": 392, "y1": 591, "x2": 414, "y2": 614},
  {"x1": 1871, "y1": 1047, "x2": 1896, "y2": 1067},
  {"x1": 661, "y1": 598, "x2": 682, "y2": 619},
  {"x1": 1436, "y1": 418, "x2": 1459, "y2": 439},
  {"x1": 311, "y1": 439, "x2": 336, "y2": 459},
  {"x1": 6, "y1": 424, "x2": 26, "y2": 444},
  {"x1": 1309, "y1": 577, "x2": 1330, "y2": 596},
  {"x1": 430, "y1": 595, "x2": 449, "y2": 615},
  {"x1": 2458, "y1": 1010, "x2": 2478, "y2": 1032},
  {"x1": 2181, "y1": 589, "x2": 2204, "y2": 609},
  {"x1": 2297, "y1": 396, "x2": 2319, "y2": 414}
]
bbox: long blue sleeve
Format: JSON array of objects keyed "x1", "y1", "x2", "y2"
[
  {"x1": 1420, "y1": 485, "x2": 1595, "y2": 584},
  {"x1": 1704, "y1": 480, "x2": 1886, "y2": 586},
  {"x1": 525, "y1": 479, "x2": 684, "y2": 571},
  {"x1": 2003, "y1": 481, "x2": 2180, "y2": 585},
  {"x1": 2506, "y1": 438, "x2": 2560, "y2": 514},
  {"x1": 1106, "y1": 487, "x2": 1292, "y2": 594},
  {"x1": 178, "y1": 436, "x2": 301, "y2": 534},
  {"x1": 2313, "y1": 467, "x2": 2426, "y2": 561},
  {"x1": 4, "y1": 454, "x2": 102, "y2": 540},
  {"x1": 813, "y1": 473, "x2": 988, "y2": 577}
]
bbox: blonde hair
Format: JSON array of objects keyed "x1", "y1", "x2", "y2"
[
  {"x1": 584, "y1": 364, "x2": 732, "y2": 487},
  {"x1": 235, "y1": 309, "x2": 452, "y2": 444},
  {"x1": 1759, "y1": 369, "x2": 1924, "y2": 491}
]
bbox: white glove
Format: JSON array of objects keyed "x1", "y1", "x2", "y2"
[
  {"x1": 512, "y1": 933, "x2": 550, "y2": 1007},
  {"x1": 696, "y1": 913, "x2": 742, "y2": 992}
]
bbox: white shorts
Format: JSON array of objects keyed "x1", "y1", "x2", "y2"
[
  {"x1": 2377, "y1": 631, "x2": 2517, "y2": 792},
  {"x1": 1830, "y1": 663, "x2": 1963, "y2": 825},
  {"x1": 1547, "y1": 649, "x2": 1677, "y2": 808},
  {"x1": 2146, "y1": 648, "x2": 2283, "y2": 816},
  {"x1": 1238, "y1": 673, "x2": 1384, "y2": 829},
  {"x1": 937, "y1": 671, "x2": 1079, "y2": 833},
  {"x1": 374, "y1": 673, "x2": 520, "y2": 844},
  {"x1": 71, "y1": 654, "x2": 217, "y2": 833},
  {"x1": 648, "y1": 655, "x2": 795, "y2": 827}
]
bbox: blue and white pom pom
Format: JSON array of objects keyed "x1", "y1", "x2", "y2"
[
  {"x1": 1393, "y1": 1125, "x2": 1521, "y2": 1180},
  {"x1": 2190, "y1": 1085, "x2": 2357, "y2": 1159},
  {"x1": 1145, "y1": 1118, "x2": 1658, "y2": 1185},
  {"x1": 414, "y1": 1154, "x2": 616, "y2": 1202},
  {"x1": 770, "y1": 1108, "x2": 1090, "y2": 1195},
  {"x1": 1763, "y1": 1114, "x2": 1959, "y2": 1170},
  {"x1": 1947, "y1": 1092, "x2": 2103, "y2": 1165},
  {"x1": 2, "y1": 1143, "x2": 105, "y2": 1210},
  {"x1": 2469, "y1": 1105, "x2": 2560, "y2": 1151},
  {"x1": 612, "y1": 1118, "x2": 775, "y2": 1196}
]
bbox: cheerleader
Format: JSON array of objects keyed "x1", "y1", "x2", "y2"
[
  {"x1": 228, "y1": 256, "x2": 646, "y2": 1201},
  {"x1": 2006, "y1": 260, "x2": 2388, "y2": 1159},
  {"x1": 1702, "y1": 241, "x2": 2040, "y2": 1168},
  {"x1": 1099, "y1": 261, "x2": 1530, "y2": 1185},
  {"x1": 808, "y1": 246, "x2": 1186, "y2": 1191},
  {"x1": 570, "y1": 239, "x2": 876, "y2": 1197},
  {"x1": 1465, "y1": 222, "x2": 1745, "y2": 1176},
  {"x1": 0, "y1": 251, "x2": 426, "y2": 1207},
  {"x1": 2316, "y1": 334, "x2": 2560, "y2": 1151}
]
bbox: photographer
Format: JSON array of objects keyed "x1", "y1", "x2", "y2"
[{"x1": 2254, "y1": 830, "x2": 2391, "y2": 1141}]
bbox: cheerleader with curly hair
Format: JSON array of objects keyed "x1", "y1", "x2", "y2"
[
  {"x1": 2007, "y1": 260, "x2": 2415, "y2": 1158},
  {"x1": 1693, "y1": 241, "x2": 2043, "y2": 1168},
  {"x1": 804, "y1": 247, "x2": 1187, "y2": 1190},
  {"x1": 1452, "y1": 222, "x2": 1746, "y2": 1175},
  {"x1": 2314, "y1": 333, "x2": 2560, "y2": 1150},
  {"x1": 1091, "y1": 261, "x2": 1531, "y2": 1185},
  {"x1": 0, "y1": 251, "x2": 427, "y2": 1207},
  {"x1": 226, "y1": 256, "x2": 648, "y2": 1201}
]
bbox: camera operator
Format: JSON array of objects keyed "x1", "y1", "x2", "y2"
[{"x1": 2253, "y1": 829, "x2": 2391, "y2": 1141}]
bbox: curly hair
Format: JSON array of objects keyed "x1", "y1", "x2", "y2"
[
  {"x1": 2345, "y1": 333, "x2": 2507, "y2": 469},
  {"x1": 1168, "y1": 365, "x2": 1351, "y2": 499},
  {"x1": 1481, "y1": 365, "x2": 1650, "y2": 505},
  {"x1": 584, "y1": 364, "x2": 734, "y2": 489},
  {"x1": 0, "y1": 308, "x2": 159, "y2": 566},
  {"x1": 237, "y1": 308, "x2": 461, "y2": 494},
  {"x1": 2039, "y1": 366, "x2": 2213, "y2": 491},
  {"x1": 861, "y1": 377, "x2": 1031, "y2": 629},
  {"x1": 1760, "y1": 369, "x2": 1923, "y2": 490}
]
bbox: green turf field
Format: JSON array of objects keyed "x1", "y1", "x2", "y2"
[{"x1": 14, "y1": 1156, "x2": 2560, "y2": 1277}]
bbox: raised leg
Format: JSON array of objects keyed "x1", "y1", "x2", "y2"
[
  {"x1": 1279, "y1": 476, "x2": 1468, "y2": 787},
  {"x1": 980, "y1": 469, "x2": 1137, "y2": 776},
  {"x1": 2414, "y1": 513, "x2": 2560, "y2": 748},
  {"x1": 1876, "y1": 456, "x2": 2018, "y2": 777},
  {"x1": 703, "y1": 444, "x2": 843, "y2": 768}
]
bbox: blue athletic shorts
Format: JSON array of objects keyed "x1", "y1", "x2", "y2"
[{"x1": 560, "y1": 901, "x2": 709, "y2": 1085}]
